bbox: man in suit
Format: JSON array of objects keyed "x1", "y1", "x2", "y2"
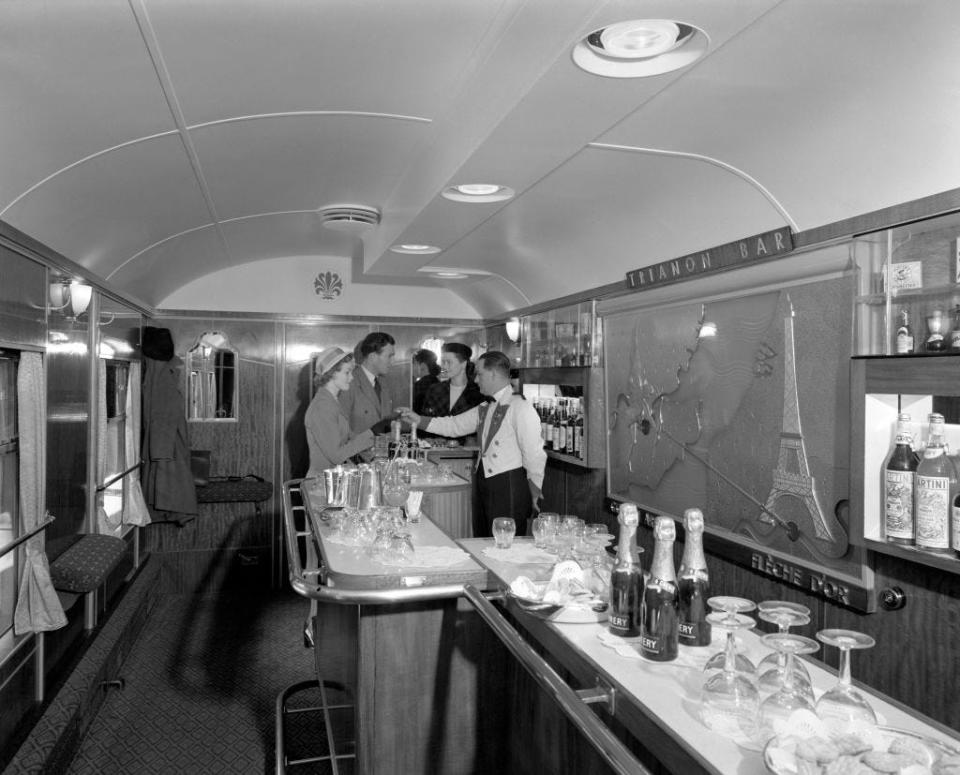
[
  {"x1": 401, "y1": 351, "x2": 545, "y2": 537},
  {"x1": 339, "y1": 331, "x2": 396, "y2": 435}
]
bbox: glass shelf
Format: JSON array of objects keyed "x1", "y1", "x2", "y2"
[{"x1": 520, "y1": 301, "x2": 601, "y2": 369}]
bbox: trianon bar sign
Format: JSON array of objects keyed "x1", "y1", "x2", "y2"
[{"x1": 625, "y1": 227, "x2": 794, "y2": 291}]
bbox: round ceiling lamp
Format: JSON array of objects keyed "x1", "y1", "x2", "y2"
[
  {"x1": 573, "y1": 19, "x2": 707, "y2": 78},
  {"x1": 442, "y1": 184, "x2": 515, "y2": 203},
  {"x1": 389, "y1": 243, "x2": 442, "y2": 255}
]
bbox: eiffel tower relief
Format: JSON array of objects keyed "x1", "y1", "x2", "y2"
[{"x1": 759, "y1": 295, "x2": 849, "y2": 558}]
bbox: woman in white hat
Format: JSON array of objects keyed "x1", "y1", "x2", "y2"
[{"x1": 305, "y1": 347, "x2": 375, "y2": 476}]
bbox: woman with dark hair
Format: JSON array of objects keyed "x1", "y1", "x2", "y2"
[
  {"x1": 411, "y1": 348, "x2": 441, "y2": 415},
  {"x1": 305, "y1": 347, "x2": 374, "y2": 476},
  {"x1": 420, "y1": 343, "x2": 485, "y2": 442}
]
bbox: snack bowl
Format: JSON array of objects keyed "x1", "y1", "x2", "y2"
[
  {"x1": 763, "y1": 724, "x2": 960, "y2": 775},
  {"x1": 506, "y1": 565, "x2": 609, "y2": 624}
]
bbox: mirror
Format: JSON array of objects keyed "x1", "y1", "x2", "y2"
[{"x1": 186, "y1": 331, "x2": 237, "y2": 421}]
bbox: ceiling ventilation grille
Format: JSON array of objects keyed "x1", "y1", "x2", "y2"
[{"x1": 318, "y1": 204, "x2": 381, "y2": 233}]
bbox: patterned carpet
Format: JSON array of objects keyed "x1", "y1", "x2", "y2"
[{"x1": 66, "y1": 591, "x2": 352, "y2": 774}]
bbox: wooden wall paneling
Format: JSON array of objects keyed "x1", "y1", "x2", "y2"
[
  {"x1": 0, "y1": 637, "x2": 39, "y2": 758},
  {"x1": 355, "y1": 599, "x2": 508, "y2": 775},
  {"x1": 824, "y1": 553, "x2": 960, "y2": 729}
]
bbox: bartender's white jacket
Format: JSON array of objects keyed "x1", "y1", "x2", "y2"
[{"x1": 425, "y1": 385, "x2": 546, "y2": 489}]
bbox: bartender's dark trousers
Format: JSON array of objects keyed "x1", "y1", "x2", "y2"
[{"x1": 474, "y1": 465, "x2": 532, "y2": 538}]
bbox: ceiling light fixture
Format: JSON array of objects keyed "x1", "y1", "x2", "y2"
[
  {"x1": 389, "y1": 244, "x2": 442, "y2": 255},
  {"x1": 433, "y1": 271, "x2": 468, "y2": 279},
  {"x1": 318, "y1": 204, "x2": 381, "y2": 233},
  {"x1": 442, "y1": 184, "x2": 515, "y2": 203},
  {"x1": 573, "y1": 19, "x2": 707, "y2": 78},
  {"x1": 68, "y1": 281, "x2": 93, "y2": 318}
]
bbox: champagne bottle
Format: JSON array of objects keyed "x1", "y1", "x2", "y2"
[
  {"x1": 884, "y1": 412, "x2": 917, "y2": 545},
  {"x1": 608, "y1": 502, "x2": 644, "y2": 638},
  {"x1": 677, "y1": 508, "x2": 711, "y2": 647},
  {"x1": 895, "y1": 307, "x2": 914, "y2": 354},
  {"x1": 640, "y1": 516, "x2": 679, "y2": 662},
  {"x1": 915, "y1": 413, "x2": 955, "y2": 553}
]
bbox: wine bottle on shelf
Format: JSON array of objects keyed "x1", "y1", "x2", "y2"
[
  {"x1": 915, "y1": 413, "x2": 955, "y2": 554},
  {"x1": 552, "y1": 402, "x2": 561, "y2": 450},
  {"x1": 677, "y1": 508, "x2": 711, "y2": 647},
  {"x1": 557, "y1": 398, "x2": 568, "y2": 453},
  {"x1": 608, "y1": 502, "x2": 644, "y2": 638},
  {"x1": 895, "y1": 307, "x2": 914, "y2": 354},
  {"x1": 640, "y1": 516, "x2": 679, "y2": 662},
  {"x1": 573, "y1": 399, "x2": 584, "y2": 459},
  {"x1": 884, "y1": 412, "x2": 917, "y2": 546},
  {"x1": 543, "y1": 400, "x2": 553, "y2": 450}
]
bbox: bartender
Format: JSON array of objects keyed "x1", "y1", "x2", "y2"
[{"x1": 402, "y1": 351, "x2": 545, "y2": 537}]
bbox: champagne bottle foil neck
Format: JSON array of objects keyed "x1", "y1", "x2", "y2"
[
  {"x1": 682, "y1": 508, "x2": 704, "y2": 532},
  {"x1": 653, "y1": 515, "x2": 675, "y2": 542}
]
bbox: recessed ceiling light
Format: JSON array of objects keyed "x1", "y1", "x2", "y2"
[
  {"x1": 434, "y1": 271, "x2": 468, "y2": 279},
  {"x1": 389, "y1": 244, "x2": 442, "y2": 255},
  {"x1": 573, "y1": 19, "x2": 707, "y2": 78},
  {"x1": 442, "y1": 184, "x2": 515, "y2": 203}
]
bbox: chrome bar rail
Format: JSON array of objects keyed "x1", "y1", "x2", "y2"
[
  {"x1": 462, "y1": 584, "x2": 650, "y2": 775},
  {"x1": 282, "y1": 478, "x2": 649, "y2": 774}
]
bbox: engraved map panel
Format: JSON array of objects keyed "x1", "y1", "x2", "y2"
[{"x1": 605, "y1": 275, "x2": 862, "y2": 581}]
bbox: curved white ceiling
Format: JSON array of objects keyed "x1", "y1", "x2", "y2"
[{"x1": 1, "y1": 0, "x2": 958, "y2": 318}]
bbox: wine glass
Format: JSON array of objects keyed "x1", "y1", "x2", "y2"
[
  {"x1": 557, "y1": 515, "x2": 584, "y2": 560},
  {"x1": 704, "y1": 596, "x2": 757, "y2": 678},
  {"x1": 815, "y1": 629, "x2": 877, "y2": 727},
  {"x1": 758, "y1": 633, "x2": 820, "y2": 743},
  {"x1": 700, "y1": 611, "x2": 760, "y2": 738},
  {"x1": 756, "y1": 601, "x2": 814, "y2": 699}
]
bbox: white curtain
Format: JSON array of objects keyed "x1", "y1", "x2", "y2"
[
  {"x1": 13, "y1": 352, "x2": 66, "y2": 635},
  {"x1": 122, "y1": 361, "x2": 150, "y2": 526},
  {"x1": 95, "y1": 359, "x2": 117, "y2": 534}
]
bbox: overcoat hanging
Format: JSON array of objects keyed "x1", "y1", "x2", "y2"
[{"x1": 142, "y1": 356, "x2": 198, "y2": 519}]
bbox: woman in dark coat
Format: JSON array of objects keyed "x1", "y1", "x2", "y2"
[{"x1": 420, "y1": 343, "x2": 486, "y2": 443}]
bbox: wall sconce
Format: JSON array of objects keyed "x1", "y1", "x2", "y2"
[
  {"x1": 48, "y1": 280, "x2": 93, "y2": 319},
  {"x1": 505, "y1": 317, "x2": 521, "y2": 343},
  {"x1": 69, "y1": 281, "x2": 92, "y2": 318}
]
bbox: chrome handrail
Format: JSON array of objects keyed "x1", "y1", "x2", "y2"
[
  {"x1": 462, "y1": 584, "x2": 651, "y2": 775},
  {"x1": 0, "y1": 514, "x2": 55, "y2": 559}
]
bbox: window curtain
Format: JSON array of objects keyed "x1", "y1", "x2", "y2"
[
  {"x1": 122, "y1": 361, "x2": 150, "y2": 526},
  {"x1": 96, "y1": 359, "x2": 117, "y2": 534},
  {"x1": 13, "y1": 352, "x2": 66, "y2": 635}
]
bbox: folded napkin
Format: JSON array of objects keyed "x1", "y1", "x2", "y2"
[
  {"x1": 596, "y1": 630, "x2": 713, "y2": 670},
  {"x1": 375, "y1": 545, "x2": 472, "y2": 569},
  {"x1": 482, "y1": 544, "x2": 556, "y2": 564}
]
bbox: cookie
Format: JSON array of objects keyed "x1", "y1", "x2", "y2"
[
  {"x1": 888, "y1": 735, "x2": 935, "y2": 767},
  {"x1": 861, "y1": 750, "x2": 912, "y2": 773},
  {"x1": 797, "y1": 736, "x2": 841, "y2": 765},
  {"x1": 833, "y1": 734, "x2": 873, "y2": 756},
  {"x1": 824, "y1": 754, "x2": 874, "y2": 775}
]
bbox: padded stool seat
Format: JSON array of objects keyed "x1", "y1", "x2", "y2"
[{"x1": 50, "y1": 533, "x2": 126, "y2": 594}]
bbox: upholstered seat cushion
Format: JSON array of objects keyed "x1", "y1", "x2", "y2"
[{"x1": 50, "y1": 534, "x2": 127, "y2": 593}]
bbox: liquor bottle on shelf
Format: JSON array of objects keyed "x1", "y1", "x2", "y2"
[
  {"x1": 915, "y1": 413, "x2": 955, "y2": 554},
  {"x1": 542, "y1": 400, "x2": 553, "y2": 450},
  {"x1": 641, "y1": 516, "x2": 679, "y2": 662},
  {"x1": 677, "y1": 508, "x2": 711, "y2": 647},
  {"x1": 572, "y1": 398, "x2": 584, "y2": 459},
  {"x1": 895, "y1": 307, "x2": 914, "y2": 354},
  {"x1": 557, "y1": 398, "x2": 568, "y2": 453},
  {"x1": 552, "y1": 402, "x2": 561, "y2": 451},
  {"x1": 924, "y1": 308, "x2": 947, "y2": 352},
  {"x1": 951, "y1": 306, "x2": 960, "y2": 350},
  {"x1": 608, "y1": 502, "x2": 644, "y2": 638},
  {"x1": 884, "y1": 412, "x2": 918, "y2": 546}
]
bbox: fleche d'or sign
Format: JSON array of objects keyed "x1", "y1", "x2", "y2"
[{"x1": 625, "y1": 227, "x2": 794, "y2": 291}]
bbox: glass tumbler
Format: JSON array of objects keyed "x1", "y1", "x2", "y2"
[{"x1": 492, "y1": 517, "x2": 516, "y2": 549}]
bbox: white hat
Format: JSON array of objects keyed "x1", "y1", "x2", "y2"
[{"x1": 315, "y1": 346, "x2": 351, "y2": 377}]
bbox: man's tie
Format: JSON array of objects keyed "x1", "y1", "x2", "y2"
[{"x1": 374, "y1": 377, "x2": 382, "y2": 403}]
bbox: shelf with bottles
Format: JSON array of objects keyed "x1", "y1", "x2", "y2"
[
  {"x1": 852, "y1": 210, "x2": 960, "y2": 355},
  {"x1": 852, "y1": 354, "x2": 960, "y2": 576},
  {"x1": 520, "y1": 301, "x2": 602, "y2": 368},
  {"x1": 519, "y1": 366, "x2": 605, "y2": 468}
]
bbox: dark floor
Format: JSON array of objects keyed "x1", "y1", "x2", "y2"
[{"x1": 65, "y1": 591, "x2": 354, "y2": 775}]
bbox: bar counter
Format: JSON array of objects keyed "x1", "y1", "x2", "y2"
[{"x1": 284, "y1": 485, "x2": 960, "y2": 775}]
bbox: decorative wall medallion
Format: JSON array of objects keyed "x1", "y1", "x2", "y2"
[{"x1": 314, "y1": 271, "x2": 343, "y2": 300}]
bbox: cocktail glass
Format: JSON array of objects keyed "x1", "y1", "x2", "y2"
[
  {"x1": 700, "y1": 611, "x2": 760, "y2": 737},
  {"x1": 815, "y1": 629, "x2": 877, "y2": 727},
  {"x1": 758, "y1": 633, "x2": 819, "y2": 742},
  {"x1": 704, "y1": 596, "x2": 757, "y2": 678},
  {"x1": 757, "y1": 600, "x2": 814, "y2": 700}
]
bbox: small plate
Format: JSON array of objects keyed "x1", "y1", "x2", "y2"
[
  {"x1": 763, "y1": 726, "x2": 960, "y2": 774},
  {"x1": 507, "y1": 580, "x2": 608, "y2": 624}
]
